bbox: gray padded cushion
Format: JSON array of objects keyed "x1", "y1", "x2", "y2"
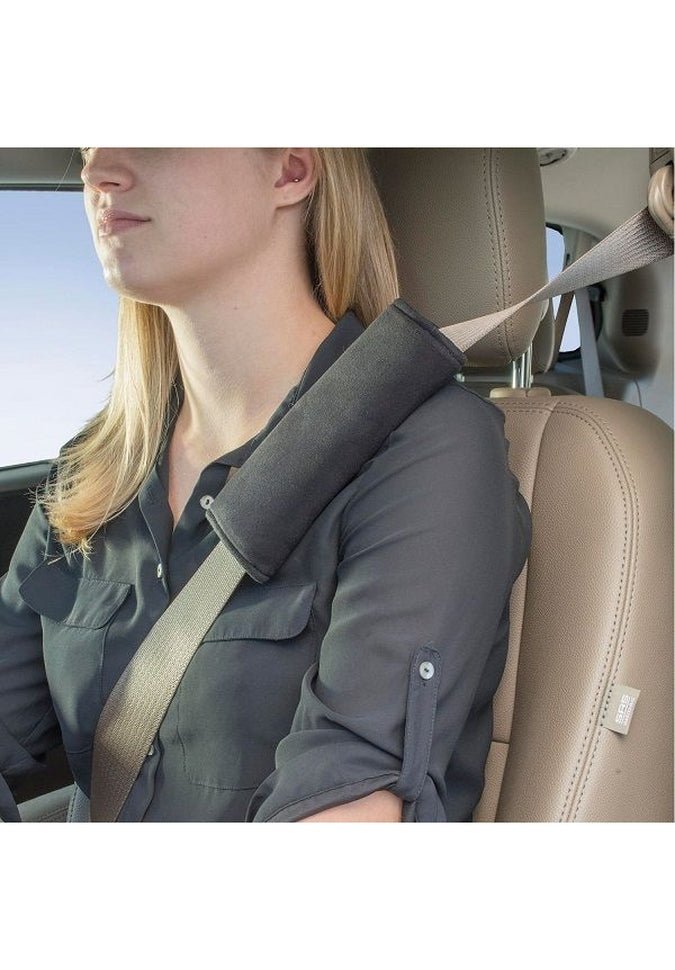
[{"x1": 206, "y1": 299, "x2": 467, "y2": 582}]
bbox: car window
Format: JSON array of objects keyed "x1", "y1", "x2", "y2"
[
  {"x1": 546, "y1": 224, "x2": 580, "y2": 354},
  {"x1": 0, "y1": 189, "x2": 117, "y2": 467}
]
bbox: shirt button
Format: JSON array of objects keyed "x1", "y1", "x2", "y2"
[
  {"x1": 199, "y1": 494, "x2": 214, "y2": 510},
  {"x1": 147, "y1": 742, "x2": 155, "y2": 758},
  {"x1": 156, "y1": 562, "x2": 163, "y2": 579},
  {"x1": 419, "y1": 661, "x2": 435, "y2": 680}
]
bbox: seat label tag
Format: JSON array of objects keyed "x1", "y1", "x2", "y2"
[{"x1": 603, "y1": 684, "x2": 640, "y2": 735}]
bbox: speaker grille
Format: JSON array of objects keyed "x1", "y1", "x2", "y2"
[{"x1": 622, "y1": 309, "x2": 649, "y2": 336}]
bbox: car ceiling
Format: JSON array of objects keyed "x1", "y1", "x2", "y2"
[{"x1": 0, "y1": 146, "x2": 655, "y2": 241}]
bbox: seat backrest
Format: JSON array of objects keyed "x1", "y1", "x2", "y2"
[{"x1": 370, "y1": 148, "x2": 674, "y2": 821}]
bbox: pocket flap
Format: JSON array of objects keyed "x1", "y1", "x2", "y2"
[
  {"x1": 203, "y1": 581, "x2": 316, "y2": 642},
  {"x1": 19, "y1": 561, "x2": 131, "y2": 629}
]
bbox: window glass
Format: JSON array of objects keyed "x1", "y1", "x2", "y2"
[
  {"x1": 0, "y1": 190, "x2": 118, "y2": 467},
  {"x1": 546, "y1": 224, "x2": 581, "y2": 354}
]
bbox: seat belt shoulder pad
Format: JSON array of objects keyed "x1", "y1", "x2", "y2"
[{"x1": 207, "y1": 299, "x2": 467, "y2": 582}]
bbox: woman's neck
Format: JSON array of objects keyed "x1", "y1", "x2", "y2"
[{"x1": 165, "y1": 299, "x2": 335, "y2": 462}]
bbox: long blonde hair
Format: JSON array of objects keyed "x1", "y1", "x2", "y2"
[{"x1": 36, "y1": 148, "x2": 400, "y2": 560}]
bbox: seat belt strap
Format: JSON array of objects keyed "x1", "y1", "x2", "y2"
[
  {"x1": 91, "y1": 538, "x2": 250, "y2": 821},
  {"x1": 577, "y1": 287, "x2": 605, "y2": 398},
  {"x1": 89, "y1": 205, "x2": 672, "y2": 822},
  {"x1": 551, "y1": 287, "x2": 605, "y2": 397},
  {"x1": 553, "y1": 290, "x2": 574, "y2": 358},
  {"x1": 438, "y1": 207, "x2": 672, "y2": 353}
]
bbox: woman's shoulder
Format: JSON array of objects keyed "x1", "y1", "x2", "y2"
[
  {"x1": 336, "y1": 378, "x2": 519, "y2": 541},
  {"x1": 396, "y1": 378, "x2": 506, "y2": 441},
  {"x1": 358, "y1": 378, "x2": 511, "y2": 483}
]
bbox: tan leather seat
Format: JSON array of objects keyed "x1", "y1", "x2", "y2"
[{"x1": 370, "y1": 148, "x2": 674, "y2": 821}]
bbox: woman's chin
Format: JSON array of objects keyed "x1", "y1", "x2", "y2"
[{"x1": 102, "y1": 270, "x2": 169, "y2": 305}]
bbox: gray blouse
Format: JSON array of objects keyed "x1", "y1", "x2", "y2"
[{"x1": 0, "y1": 309, "x2": 532, "y2": 822}]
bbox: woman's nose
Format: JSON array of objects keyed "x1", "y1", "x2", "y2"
[{"x1": 81, "y1": 149, "x2": 135, "y2": 193}]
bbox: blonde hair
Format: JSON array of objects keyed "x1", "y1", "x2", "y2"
[{"x1": 36, "y1": 148, "x2": 400, "y2": 560}]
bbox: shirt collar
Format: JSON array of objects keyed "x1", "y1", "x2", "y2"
[{"x1": 157, "y1": 308, "x2": 366, "y2": 474}]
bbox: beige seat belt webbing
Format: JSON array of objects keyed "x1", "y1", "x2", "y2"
[
  {"x1": 89, "y1": 206, "x2": 673, "y2": 822},
  {"x1": 576, "y1": 286, "x2": 605, "y2": 398},
  {"x1": 90, "y1": 526, "x2": 247, "y2": 821},
  {"x1": 439, "y1": 207, "x2": 672, "y2": 353},
  {"x1": 551, "y1": 288, "x2": 604, "y2": 397},
  {"x1": 553, "y1": 290, "x2": 574, "y2": 357}
]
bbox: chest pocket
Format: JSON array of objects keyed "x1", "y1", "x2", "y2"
[
  {"x1": 18, "y1": 560, "x2": 132, "y2": 756},
  {"x1": 177, "y1": 580, "x2": 318, "y2": 792},
  {"x1": 201, "y1": 580, "x2": 317, "y2": 641}
]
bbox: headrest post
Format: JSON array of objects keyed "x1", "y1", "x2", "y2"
[{"x1": 511, "y1": 343, "x2": 533, "y2": 389}]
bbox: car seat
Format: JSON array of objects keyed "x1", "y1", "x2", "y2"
[{"x1": 369, "y1": 147, "x2": 674, "y2": 821}]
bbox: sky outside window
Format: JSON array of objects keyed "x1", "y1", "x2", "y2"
[{"x1": 0, "y1": 189, "x2": 118, "y2": 467}]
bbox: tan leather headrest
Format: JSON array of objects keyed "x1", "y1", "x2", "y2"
[{"x1": 369, "y1": 148, "x2": 549, "y2": 369}]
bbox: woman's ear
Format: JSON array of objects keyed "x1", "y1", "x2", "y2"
[{"x1": 274, "y1": 148, "x2": 318, "y2": 203}]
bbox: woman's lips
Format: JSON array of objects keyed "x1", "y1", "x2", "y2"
[{"x1": 99, "y1": 218, "x2": 150, "y2": 236}]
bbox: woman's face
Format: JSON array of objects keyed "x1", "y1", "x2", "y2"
[{"x1": 81, "y1": 148, "x2": 285, "y2": 305}]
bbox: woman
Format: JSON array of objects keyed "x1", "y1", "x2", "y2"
[{"x1": 0, "y1": 148, "x2": 531, "y2": 822}]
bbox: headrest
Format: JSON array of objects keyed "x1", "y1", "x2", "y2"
[{"x1": 369, "y1": 149, "x2": 549, "y2": 370}]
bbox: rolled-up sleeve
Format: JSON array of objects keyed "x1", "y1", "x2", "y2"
[
  {"x1": 245, "y1": 386, "x2": 531, "y2": 822},
  {"x1": 0, "y1": 477, "x2": 63, "y2": 819}
]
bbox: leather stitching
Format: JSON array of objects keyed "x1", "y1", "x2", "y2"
[
  {"x1": 553, "y1": 407, "x2": 631, "y2": 820},
  {"x1": 497, "y1": 399, "x2": 636, "y2": 822},
  {"x1": 494, "y1": 149, "x2": 515, "y2": 360},
  {"x1": 562, "y1": 407, "x2": 640, "y2": 822},
  {"x1": 483, "y1": 149, "x2": 508, "y2": 366},
  {"x1": 489, "y1": 402, "x2": 548, "y2": 817}
]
